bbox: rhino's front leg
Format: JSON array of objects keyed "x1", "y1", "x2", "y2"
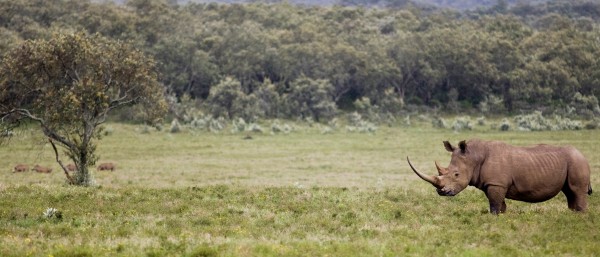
[{"x1": 485, "y1": 185, "x2": 508, "y2": 214}]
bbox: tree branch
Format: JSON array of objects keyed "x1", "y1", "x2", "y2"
[
  {"x1": 3, "y1": 108, "x2": 76, "y2": 150},
  {"x1": 49, "y1": 138, "x2": 75, "y2": 185}
]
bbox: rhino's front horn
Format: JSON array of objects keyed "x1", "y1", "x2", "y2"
[{"x1": 407, "y1": 156, "x2": 440, "y2": 188}]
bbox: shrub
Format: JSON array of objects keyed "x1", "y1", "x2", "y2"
[
  {"x1": 321, "y1": 126, "x2": 334, "y2": 134},
  {"x1": 378, "y1": 88, "x2": 405, "y2": 115},
  {"x1": 570, "y1": 92, "x2": 600, "y2": 118},
  {"x1": 584, "y1": 118, "x2": 600, "y2": 130},
  {"x1": 552, "y1": 115, "x2": 582, "y2": 130},
  {"x1": 477, "y1": 116, "x2": 486, "y2": 126},
  {"x1": 346, "y1": 112, "x2": 377, "y2": 134},
  {"x1": 206, "y1": 77, "x2": 261, "y2": 121},
  {"x1": 170, "y1": 119, "x2": 182, "y2": 133},
  {"x1": 514, "y1": 111, "x2": 551, "y2": 131},
  {"x1": 499, "y1": 118, "x2": 511, "y2": 131},
  {"x1": 452, "y1": 116, "x2": 472, "y2": 131},
  {"x1": 503, "y1": 111, "x2": 585, "y2": 131},
  {"x1": 254, "y1": 79, "x2": 282, "y2": 118},
  {"x1": 431, "y1": 117, "x2": 448, "y2": 129},
  {"x1": 230, "y1": 118, "x2": 247, "y2": 133},
  {"x1": 403, "y1": 115, "x2": 411, "y2": 126},
  {"x1": 209, "y1": 117, "x2": 225, "y2": 133},
  {"x1": 246, "y1": 123, "x2": 263, "y2": 133},
  {"x1": 478, "y1": 94, "x2": 505, "y2": 114},
  {"x1": 284, "y1": 77, "x2": 337, "y2": 122}
]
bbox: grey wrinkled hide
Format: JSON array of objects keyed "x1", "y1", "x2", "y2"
[{"x1": 408, "y1": 139, "x2": 592, "y2": 214}]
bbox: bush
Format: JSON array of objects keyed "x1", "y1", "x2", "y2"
[
  {"x1": 271, "y1": 120, "x2": 294, "y2": 134},
  {"x1": 255, "y1": 79, "x2": 282, "y2": 118},
  {"x1": 570, "y1": 92, "x2": 600, "y2": 118},
  {"x1": 514, "y1": 111, "x2": 551, "y2": 131},
  {"x1": 585, "y1": 118, "x2": 600, "y2": 130},
  {"x1": 209, "y1": 117, "x2": 226, "y2": 133},
  {"x1": 552, "y1": 115, "x2": 582, "y2": 130},
  {"x1": 206, "y1": 77, "x2": 260, "y2": 121},
  {"x1": 477, "y1": 116, "x2": 486, "y2": 126},
  {"x1": 502, "y1": 111, "x2": 585, "y2": 131},
  {"x1": 478, "y1": 94, "x2": 505, "y2": 114},
  {"x1": 431, "y1": 117, "x2": 448, "y2": 129},
  {"x1": 284, "y1": 77, "x2": 337, "y2": 122},
  {"x1": 230, "y1": 118, "x2": 247, "y2": 133},
  {"x1": 499, "y1": 118, "x2": 511, "y2": 131},
  {"x1": 346, "y1": 112, "x2": 377, "y2": 134},
  {"x1": 451, "y1": 116, "x2": 472, "y2": 131},
  {"x1": 403, "y1": 115, "x2": 411, "y2": 126},
  {"x1": 170, "y1": 119, "x2": 182, "y2": 133}
]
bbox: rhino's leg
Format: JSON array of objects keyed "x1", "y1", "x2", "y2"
[
  {"x1": 485, "y1": 186, "x2": 508, "y2": 214},
  {"x1": 564, "y1": 150, "x2": 591, "y2": 211},
  {"x1": 562, "y1": 185, "x2": 588, "y2": 211}
]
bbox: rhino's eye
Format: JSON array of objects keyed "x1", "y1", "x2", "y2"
[{"x1": 454, "y1": 173, "x2": 459, "y2": 177}]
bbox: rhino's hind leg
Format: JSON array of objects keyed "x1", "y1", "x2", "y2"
[{"x1": 562, "y1": 185, "x2": 588, "y2": 212}]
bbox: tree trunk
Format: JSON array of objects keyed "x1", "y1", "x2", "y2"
[
  {"x1": 503, "y1": 82, "x2": 513, "y2": 112},
  {"x1": 74, "y1": 150, "x2": 93, "y2": 186}
]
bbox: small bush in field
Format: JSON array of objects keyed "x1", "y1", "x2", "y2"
[
  {"x1": 514, "y1": 111, "x2": 550, "y2": 131},
  {"x1": 137, "y1": 125, "x2": 152, "y2": 134},
  {"x1": 452, "y1": 116, "x2": 472, "y2": 131},
  {"x1": 585, "y1": 118, "x2": 600, "y2": 130},
  {"x1": 170, "y1": 119, "x2": 182, "y2": 133},
  {"x1": 271, "y1": 120, "x2": 293, "y2": 134},
  {"x1": 432, "y1": 117, "x2": 448, "y2": 129},
  {"x1": 190, "y1": 117, "x2": 207, "y2": 130},
  {"x1": 403, "y1": 115, "x2": 411, "y2": 126},
  {"x1": 512, "y1": 111, "x2": 584, "y2": 131},
  {"x1": 499, "y1": 118, "x2": 511, "y2": 131},
  {"x1": 321, "y1": 126, "x2": 334, "y2": 134},
  {"x1": 246, "y1": 123, "x2": 263, "y2": 133},
  {"x1": 552, "y1": 115, "x2": 582, "y2": 130},
  {"x1": 209, "y1": 117, "x2": 225, "y2": 133},
  {"x1": 346, "y1": 112, "x2": 377, "y2": 134},
  {"x1": 231, "y1": 118, "x2": 247, "y2": 133},
  {"x1": 43, "y1": 207, "x2": 62, "y2": 220},
  {"x1": 477, "y1": 116, "x2": 486, "y2": 126}
]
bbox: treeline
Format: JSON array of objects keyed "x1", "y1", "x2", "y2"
[{"x1": 1, "y1": 0, "x2": 600, "y2": 122}]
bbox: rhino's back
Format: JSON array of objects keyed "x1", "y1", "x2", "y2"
[{"x1": 485, "y1": 142, "x2": 570, "y2": 202}]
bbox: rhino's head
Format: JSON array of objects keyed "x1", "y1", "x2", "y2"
[{"x1": 408, "y1": 140, "x2": 476, "y2": 196}]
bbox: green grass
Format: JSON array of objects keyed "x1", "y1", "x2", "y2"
[{"x1": 1, "y1": 123, "x2": 599, "y2": 256}]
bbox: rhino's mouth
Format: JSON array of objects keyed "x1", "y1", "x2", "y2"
[{"x1": 437, "y1": 188, "x2": 456, "y2": 196}]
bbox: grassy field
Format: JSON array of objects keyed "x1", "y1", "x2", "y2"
[{"x1": 0, "y1": 122, "x2": 599, "y2": 256}]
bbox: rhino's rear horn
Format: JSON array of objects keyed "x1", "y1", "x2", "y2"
[{"x1": 435, "y1": 161, "x2": 448, "y2": 175}]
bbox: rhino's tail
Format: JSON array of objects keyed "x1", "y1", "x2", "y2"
[{"x1": 589, "y1": 184, "x2": 593, "y2": 195}]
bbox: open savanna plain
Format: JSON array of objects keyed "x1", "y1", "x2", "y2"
[{"x1": 1, "y1": 122, "x2": 599, "y2": 256}]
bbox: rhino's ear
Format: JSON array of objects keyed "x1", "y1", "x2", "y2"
[
  {"x1": 443, "y1": 141, "x2": 454, "y2": 152},
  {"x1": 458, "y1": 140, "x2": 467, "y2": 154}
]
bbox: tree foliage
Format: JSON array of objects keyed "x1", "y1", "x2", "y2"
[
  {"x1": 0, "y1": 32, "x2": 167, "y2": 185},
  {"x1": 1, "y1": 0, "x2": 599, "y2": 120}
]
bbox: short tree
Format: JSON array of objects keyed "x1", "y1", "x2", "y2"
[
  {"x1": 206, "y1": 77, "x2": 260, "y2": 121},
  {"x1": 285, "y1": 77, "x2": 337, "y2": 122},
  {"x1": 0, "y1": 33, "x2": 167, "y2": 186}
]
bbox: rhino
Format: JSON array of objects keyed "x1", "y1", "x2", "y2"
[
  {"x1": 13, "y1": 164, "x2": 29, "y2": 173},
  {"x1": 32, "y1": 164, "x2": 52, "y2": 173},
  {"x1": 407, "y1": 139, "x2": 592, "y2": 214},
  {"x1": 97, "y1": 162, "x2": 116, "y2": 171},
  {"x1": 66, "y1": 163, "x2": 77, "y2": 172}
]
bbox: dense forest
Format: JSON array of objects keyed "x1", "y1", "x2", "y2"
[{"x1": 1, "y1": 0, "x2": 600, "y2": 122}]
